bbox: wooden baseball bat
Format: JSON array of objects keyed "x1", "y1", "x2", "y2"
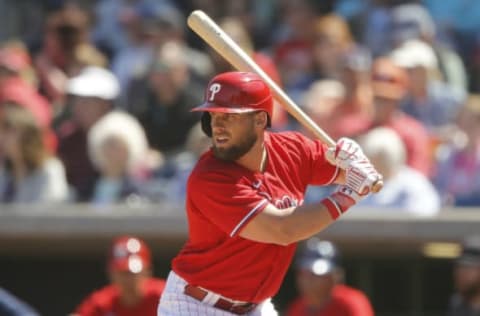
[{"x1": 187, "y1": 10, "x2": 383, "y2": 193}]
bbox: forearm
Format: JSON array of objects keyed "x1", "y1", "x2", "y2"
[
  {"x1": 242, "y1": 187, "x2": 355, "y2": 246},
  {"x1": 275, "y1": 201, "x2": 336, "y2": 244}
]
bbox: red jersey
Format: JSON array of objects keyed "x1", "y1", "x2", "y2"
[
  {"x1": 286, "y1": 284, "x2": 375, "y2": 316},
  {"x1": 74, "y1": 278, "x2": 165, "y2": 316},
  {"x1": 172, "y1": 131, "x2": 338, "y2": 303}
]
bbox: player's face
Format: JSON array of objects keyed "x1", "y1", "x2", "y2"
[
  {"x1": 296, "y1": 269, "x2": 335, "y2": 304},
  {"x1": 210, "y1": 112, "x2": 258, "y2": 161},
  {"x1": 109, "y1": 269, "x2": 150, "y2": 301}
]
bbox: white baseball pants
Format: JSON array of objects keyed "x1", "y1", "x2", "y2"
[{"x1": 157, "y1": 271, "x2": 278, "y2": 316}]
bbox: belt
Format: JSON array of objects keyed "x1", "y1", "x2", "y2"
[{"x1": 184, "y1": 284, "x2": 257, "y2": 315}]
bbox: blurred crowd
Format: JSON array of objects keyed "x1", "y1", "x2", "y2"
[{"x1": 0, "y1": 0, "x2": 479, "y2": 212}]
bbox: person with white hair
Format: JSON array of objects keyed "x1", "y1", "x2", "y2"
[
  {"x1": 390, "y1": 39, "x2": 465, "y2": 140},
  {"x1": 57, "y1": 66, "x2": 120, "y2": 201},
  {"x1": 355, "y1": 127, "x2": 441, "y2": 216},
  {"x1": 390, "y1": 3, "x2": 468, "y2": 93},
  {"x1": 87, "y1": 111, "x2": 154, "y2": 205}
]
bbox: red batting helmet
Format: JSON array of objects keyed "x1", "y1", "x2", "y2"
[
  {"x1": 192, "y1": 71, "x2": 273, "y2": 136},
  {"x1": 108, "y1": 235, "x2": 152, "y2": 274}
]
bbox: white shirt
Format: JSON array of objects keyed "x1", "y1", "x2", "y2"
[{"x1": 356, "y1": 166, "x2": 441, "y2": 216}]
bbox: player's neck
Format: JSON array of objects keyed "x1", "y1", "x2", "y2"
[
  {"x1": 120, "y1": 291, "x2": 143, "y2": 307},
  {"x1": 236, "y1": 139, "x2": 267, "y2": 173}
]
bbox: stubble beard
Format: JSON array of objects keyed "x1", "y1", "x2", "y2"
[{"x1": 212, "y1": 130, "x2": 258, "y2": 162}]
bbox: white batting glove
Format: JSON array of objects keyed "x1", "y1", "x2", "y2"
[
  {"x1": 326, "y1": 137, "x2": 382, "y2": 194},
  {"x1": 326, "y1": 137, "x2": 367, "y2": 170},
  {"x1": 345, "y1": 159, "x2": 382, "y2": 195}
]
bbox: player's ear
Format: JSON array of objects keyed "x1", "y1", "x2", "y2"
[{"x1": 255, "y1": 112, "x2": 267, "y2": 128}]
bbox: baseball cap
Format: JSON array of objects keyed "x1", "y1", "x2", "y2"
[
  {"x1": 390, "y1": 39, "x2": 438, "y2": 69},
  {"x1": 456, "y1": 235, "x2": 480, "y2": 266},
  {"x1": 108, "y1": 236, "x2": 152, "y2": 273},
  {"x1": 371, "y1": 57, "x2": 409, "y2": 100},
  {"x1": 66, "y1": 66, "x2": 120, "y2": 100},
  {"x1": 296, "y1": 238, "x2": 340, "y2": 276}
]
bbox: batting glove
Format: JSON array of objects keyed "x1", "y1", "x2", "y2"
[
  {"x1": 345, "y1": 159, "x2": 382, "y2": 195},
  {"x1": 321, "y1": 185, "x2": 364, "y2": 220},
  {"x1": 326, "y1": 137, "x2": 382, "y2": 194},
  {"x1": 326, "y1": 137, "x2": 367, "y2": 170}
]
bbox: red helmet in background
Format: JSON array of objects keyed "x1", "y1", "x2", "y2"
[
  {"x1": 192, "y1": 71, "x2": 273, "y2": 136},
  {"x1": 108, "y1": 235, "x2": 152, "y2": 274}
]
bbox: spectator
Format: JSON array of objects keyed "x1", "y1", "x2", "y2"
[
  {"x1": 390, "y1": 3, "x2": 468, "y2": 93},
  {"x1": 311, "y1": 14, "x2": 357, "y2": 81},
  {"x1": 0, "y1": 41, "x2": 53, "y2": 151},
  {"x1": 338, "y1": 0, "x2": 413, "y2": 54},
  {"x1": 0, "y1": 105, "x2": 68, "y2": 203},
  {"x1": 286, "y1": 237, "x2": 374, "y2": 316},
  {"x1": 272, "y1": 0, "x2": 317, "y2": 100},
  {"x1": 368, "y1": 57, "x2": 432, "y2": 176},
  {"x1": 73, "y1": 235, "x2": 166, "y2": 316},
  {"x1": 434, "y1": 94, "x2": 480, "y2": 206},
  {"x1": 301, "y1": 79, "x2": 346, "y2": 137},
  {"x1": 447, "y1": 235, "x2": 480, "y2": 316},
  {"x1": 92, "y1": 0, "x2": 173, "y2": 58},
  {"x1": 34, "y1": 4, "x2": 107, "y2": 108},
  {"x1": 126, "y1": 41, "x2": 203, "y2": 154},
  {"x1": 110, "y1": 3, "x2": 212, "y2": 102},
  {"x1": 356, "y1": 127, "x2": 441, "y2": 216},
  {"x1": 56, "y1": 66, "x2": 119, "y2": 201},
  {"x1": 0, "y1": 287, "x2": 39, "y2": 316},
  {"x1": 423, "y1": 0, "x2": 480, "y2": 63},
  {"x1": 87, "y1": 111, "x2": 160, "y2": 205},
  {"x1": 390, "y1": 39, "x2": 465, "y2": 141},
  {"x1": 320, "y1": 47, "x2": 373, "y2": 140},
  {"x1": 0, "y1": 41, "x2": 38, "y2": 88}
]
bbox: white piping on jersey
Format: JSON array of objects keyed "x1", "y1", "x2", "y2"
[
  {"x1": 230, "y1": 199, "x2": 269, "y2": 237},
  {"x1": 325, "y1": 166, "x2": 340, "y2": 185},
  {"x1": 258, "y1": 191, "x2": 272, "y2": 201}
]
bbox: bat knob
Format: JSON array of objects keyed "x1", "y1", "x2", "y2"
[{"x1": 371, "y1": 180, "x2": 384, "y2": 193}]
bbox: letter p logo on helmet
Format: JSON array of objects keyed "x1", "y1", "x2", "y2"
[{"x1": 209, "y1": 83, "x2": 222, "y2": 101}]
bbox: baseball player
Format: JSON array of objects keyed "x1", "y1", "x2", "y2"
[
  {"x1": 73, "y1": 235, "x2": 165, "y2": 316},
  {"x1": 286, "y1": 238, "x2": 374, "y2": 316},
  {"x1": 157, "y1": 71, "x2": 381, "y2": 315}
]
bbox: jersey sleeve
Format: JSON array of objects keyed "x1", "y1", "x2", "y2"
[
  {"x1": 345, "y1": 295, "x2": 375, "y2": 316},
  {"x1": 74, "y1": 295, "x2": 104, "y2": 316},
  {"x1": 339, "y1": 287, "x2": 375, "y2": 316},
  {"x1": 188, "y1": 171, "x2": 269, "y2": 237},
  {"x1": 290, "y1": 132, "x2": 339, "y2": 186}
]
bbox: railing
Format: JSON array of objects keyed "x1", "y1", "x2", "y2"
[{"x1": 1, "y1": 203, "x2": 478, "y2": 316}]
